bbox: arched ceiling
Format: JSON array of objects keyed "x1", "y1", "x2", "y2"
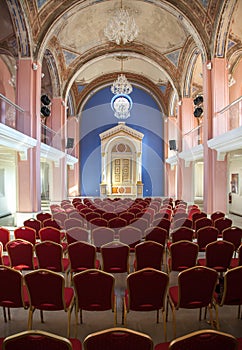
[{"x1": 0, "y1": 0, "x2": 241, "y2": 115}]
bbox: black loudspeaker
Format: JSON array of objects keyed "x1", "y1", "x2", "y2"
[
  {"x1": 66, "y1": 138, "x2": 74, "y2": 148},
  {"x1": 169, "y1": 140, "x2": 177, "y2": 151}
]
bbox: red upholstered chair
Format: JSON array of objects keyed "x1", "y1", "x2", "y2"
[
  {"x1": 167, "y1": 227, "x2": 194, "y2": 249},
  {"x1": 194, "y1": 217, "x2": 213, "y2": 235},
  {"x1": 197, "y1": 240, "x2": 234, "y2": 275},
  {"x1": 14, "y1": 226, "x2": 36, "y2": 245},
  {"x1": 85, "y1": 211, "x2": 102, "y2": 229},
  {"x1": 73, "y1": 269, "x2": 116, "y2": 336},
  {"x1": 0, "y1": 265, "x2": 29, "y2": 323},
  {"x1": 196, "y1": 226, "x2": 219, "y2": 252},
  {"x1": 0, "y1": 227, "x2": 10, "y2": 251},
  {"x1": 89, "y1": 217, "x2": 109, "y2": 228},
  {"x1": 35, "y1": 241, "x2": 70, "y2": 281},
  {"x1": 191, "y1": 211, "x2": 207, "y2": 229},
  {"x1": 188, "y1": 207, "x2": 200, "y2": 220},
  {"x1": 24, "y1": 269, "x2": 74, "y2": 337},
  {"x1": 166, "y1": 265, "x2": 218, "y2": 337},
  {"x1": 144, "y1": 226, "x2": 167, "y2": 246},
  {"x1": 172, "y1": 218, "x2": 193, "y2": 231},
  {"x1": 123, "y1": 268, "x2": 169, "y2": 340},
  {"x1": 66, "y1": 227, "x2": 89, "y2": 245},
  {"x1": 215, "y1": 265, "x2": 242, "y2": 322},
  {"x1": 52, "y1": 212, "x2": 68, "y2": 230},
  {"x1": 39, "y1": 226, "x2": 67, "y2": 251},
  {"x1": 42, "y1": 218, "x2": 61, "y2": 230},
  {"x1": 64, "y1": 218, "x2": 84, "y2": 231},
  {"x1": 23, "y1": 218, "x2": 42, "y2": 239},
  {"x1": 129, "y1": 217, "x2": 149, "y2": 235},
  {"x1": 67, "y1": 241, "x2": 100, "y2": 277},
  {"x1": 91, "y1": 227, "x2": 115, "y2": 252},
  {"x1": 211, "y1": 211, "x2": 226, "y2": 225},
  {"x1": 214, "y1": 217, "x2": 233, "y2": 237},
  {"x1": 222, "y1": 226, "x2": 242, "y2": 256},
  {"x1": 134, "y1": 240, "x2": 164, "y2": 271},
  {"x1": 102, "y1": 212, "x2": 118, "y2": 221},
  {"x1": 118, "y1": 226, "x2": 142, "y2": 251},
  {"x1": 119, "y1": 211, "x2": 135, "y2": 224},
  {"x1": 6, "y1": 239, "x2": 37, "y2": 271},
  {"x1": 136, "y1": 211, "x2": 152, "y2": 226},
  {"x1": 101, "y1": 241, "x2": 130, "y2": 274},
  {"x1": 108, "y1": 217, "x2": 127, "y2": 237},
  {"x1": 36, "y1": 212, "x2": 52, "y2": 225},
  {"x1": 83, "y1": 327, "x2": 153, "y2": 350},
  {"x1": 172, "y1": 212, "x2": 188, "y2": 224},
  {"x1": 2, "y1": 330, "x2": 82, "y2": 350},
  {"x1": 163, "y1": 329, "x2": 237, "y2": 350},
  {"x1": 167, "y1": 240, "x2": 199, "y2": 273},
  {"x1": 152, "y1": 218, "x2": 171, "y2": 237}
]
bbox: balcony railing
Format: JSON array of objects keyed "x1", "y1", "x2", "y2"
[
  {"x1": 182, "y1": 123, "x2": 203, "y2": 151},
  {"x1": 41, "y1": 123, "x2": 62, "y2": 150},
  {"x1": 214, "y1": 96, "x2": 242, "y2": 137},
  {"x1": 0, "y1": 93, "x2": 24, "y2": 129}
]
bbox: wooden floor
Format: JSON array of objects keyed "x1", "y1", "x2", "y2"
[{"x1": 0, "y1": 212, "x2": 242, "y2": 346}]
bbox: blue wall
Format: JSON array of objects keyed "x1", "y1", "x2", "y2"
[{"x1": 80, "y1": 86, "x2": 165, "y2": 196}]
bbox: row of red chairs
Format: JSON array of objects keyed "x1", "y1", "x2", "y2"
[{"x1": 2, "y1": 327, "x2": 242, "y2": 350}]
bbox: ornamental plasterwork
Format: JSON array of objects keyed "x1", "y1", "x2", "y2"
[{"x1": 99, "y1": 123, "x2": 144, "y2": 142}]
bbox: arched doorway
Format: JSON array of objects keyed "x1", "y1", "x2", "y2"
[{"x1": 100, "y1": 122, "x2": 144, "y2": 197}]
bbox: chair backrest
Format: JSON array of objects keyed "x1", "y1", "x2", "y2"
[
  {"x1": 92, "y1": 227, "x2": 115, "y2": 250},
  {"x1": 214, "y1": 217, "x2": 233, "y2": 236},
  {"x1": 191, "y1": 211, "x2": 207, "y2": 228},
  {"x1": 118, "y1": 226, "x2": 142, "y2": 249},
  {"x1": 102, "y1": 212, "x2": 118, "y2": 221},
  {"x1": 196, "y1": 226, "x2": 219, "y2": 251},
  {"x1": 6, "y1": 239, "x2": 35, "y2": 270},
  {"x1": 195, "y1": 217, "x2": 213, "y2": 233},
  {"x1": 52, "y1": 212, "x2": 68, "y2": 230},
  {"x1": 66, "y1": 227, "x2": 89, "y2": 244},
  {"x1": 101, "y1": 241, "x2": 130, "y2": 273},
  {"x1": 23, "y1": 219, "x2": 41, "y2": 238},
  {"x1": 14, "y1": 226, "x2": 36, "y2": 245},
  {"x1": 169, "y1": 329, "x2": 238, "y2": 350},
  {"x1": 2, "y1": 330, "x2": 76, "y2": 350},
  {"x1": 73, "y1": 269, "x2": 115, "y2": 311},
  {"x1": 211, "y1": 211, "x2": 226, "y2": 225},
  {"x1": 220, "y1": 265, "x2": 242, "y2": 307},
  {"x1": 170, "y1": 227, "x2": 194, "y2": 243},
  {"x1": 42, "y1": 218, "x2": 61, "y2": 229},
  {"x1": 108, "y1": 217, "x2": 127, "y2": 229},
  {"x1": 89, "y1": 217, "x2": 109, "y2": 228},
  {"x1": 35, "y1": 241, "x2": 64, "y2": 272},
  {"x1": 127, "y1": 268, "x2": 169, "y2": 311},
  {"x1": 177, "y1": 266, "x2": 218, "y2": 309},
  {"x1": 64, "y1": 217, "x2": 83, "y2": 231},
  {"x1": 36, "y1": 212, "x2": 52, "y2": 224},
  {"x1": 205, "y1": 240, "x2": 235, "y2": 272},
  {"x1": 83, "y1": 327, "x2": 153, "y2": 350},
  {"x1": 68, "y1": 241, "x2": 97, "y2": 272},
  {"x1": 39, "y1": 226, "x2": 62, "y2": 244},
  {"x1": 134, "y1": 241, "x2": 164, "y2": 270},
  {"x1": 172, "y1": 218, "x2": 192, "y2": 230},
  {"x1": 169, "y1": 240, "x2": 199, "y2": 272},
  {"x1": 144, "y1": 226, "x2": 167, "y2": 246},
  {"x1": 152, "y1": 217, "x2": 171, "y2": 233},
  {"x1": 222, "y1": 226, "x2": 242, "y2": 252},
  {"x1": 0, "y1": 227, "x2": 10, "y2": 250},
  {"x1": 129, "y1": 217, "x2": 149, "y2": 233},
  {"x1": 0, "y1": 265, "x2": 26, "y2": 308},
  {"x1": 24, "y1": 269, "x2": 66, "y2": 310}
]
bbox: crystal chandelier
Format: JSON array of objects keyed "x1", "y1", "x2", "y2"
[{"x1": 104, "y1": 4, "x2": 138, "y2": 45}]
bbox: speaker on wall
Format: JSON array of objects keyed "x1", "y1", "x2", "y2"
[
  {"x1": 169, "y1": 139, "x2": 177, "y2": 151},
  {"x1": 66, "y1": 137, "x2": 74, "y2": 149}
]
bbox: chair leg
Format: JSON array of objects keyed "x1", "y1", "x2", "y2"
[
  {"x1": 40, "y1": 310, "x2": 44, "y2": 323},
  {"x1": 28, "y1": 308, "x2": 33, "y2": 329},
  {"x1": 7, "y1": 307, "x2": 11, "y2": 321},
  {"x1": 165, "y1": 297, "x2": 169, "y2": 322},
  {"x1": 238, "y1": 305, "x2": 241, "y2": 319},
  {"x1": 75, "y1": 306, "x2": 78, "y2": 338},
  {"x1": 3, "y1": 307, "x2": 7, "y2": 322},
  {"x1": 161, "y1": 309, "x2": 167, "y2": 341},
  {"x1": 199, "y1": 307, "x2": 202, "y2": 321},
  {"x1": 67, "y1": 309, "x2": 71, "y2": 338}
]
